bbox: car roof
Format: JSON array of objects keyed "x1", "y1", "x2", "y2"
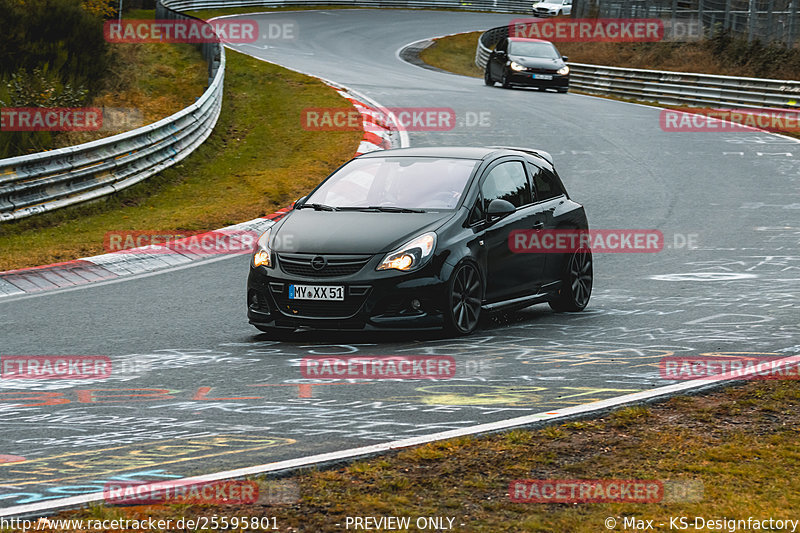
[
  {"x1": 357, "y1": 146, "x2": 553, "y2": 166},
  {"x1": 358, "y1": 146, "x2": 495, "y2": 159},
  {"x1": 508, "y1": 37, "x2": 551, "y2": 43}
]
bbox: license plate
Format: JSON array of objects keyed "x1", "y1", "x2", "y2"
[
  {"x1": 289, "y1": 285, "x2": 344, "y2": 301},
  {"x1": 532, "y1": 74, "x2": 553, "y2": 80}
]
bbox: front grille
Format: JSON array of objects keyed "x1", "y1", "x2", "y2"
[
  {"x1": 278, "y1": 253, "x2": 371, "y2": 278},
  {"x1": 534, "y1": 7, "x2": 552, "y2": 14},
  {"x1": 270, "y1": 284, "x2": 371, "y2": 319},
  {"x1": 526, "y1": 67, "x2": 558, "y2": 74}
]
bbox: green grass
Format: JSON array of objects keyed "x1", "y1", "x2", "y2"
[
  {"x1": 419, "y1": 31, "x2": 484, "y2": 78},
  {"x1": 34, "y1": 380, "x2": 800, "y2": 532},
  {"x1": 0, "y1": 46, "x2": 360, "y2": 271}
]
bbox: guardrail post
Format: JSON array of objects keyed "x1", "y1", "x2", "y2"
[
  {"x1": 748, "y1": 0, "x2": 757, "y2": 42},
  {"x1": 671, "y1": 0, "x2": 677, "y2": 28},
  {"x1": 698, "y1": 0, "x2": 703, "y2": 28},
  {"x1": 766, "y1": 0, "x2": 774, "y2": 42},
  {"x1": 789, "y1": 0, "x2": 798, "y2": 47},
  {"x1": 723, "y1": 0, "x2": 731, "y2": 33}
]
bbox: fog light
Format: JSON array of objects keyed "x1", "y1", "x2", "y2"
[{"x1": 411, "y1": 299, "x2": 422, "y2": 310}]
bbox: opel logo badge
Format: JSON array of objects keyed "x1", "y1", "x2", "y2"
[{"x1": 311, "y1": 256, "x2": 327, "y2": 271}]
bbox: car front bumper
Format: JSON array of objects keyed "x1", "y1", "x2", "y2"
[
  {"x1": 508, "y1": 71, "x2": 570, "y2": 89},
  {"x1": 247, "y1": 259, "x2": 449, "y2": 331}
]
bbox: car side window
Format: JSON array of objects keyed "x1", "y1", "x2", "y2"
[
  {"x1": 529, "y1": 163, "x2": 565, "y2": 201},
  {"x1": 495, "y1": 38, "x2": 507, "y2": 53},
  {"x1": 481, "y1": 161, "x2": 532, "y2": 210}
]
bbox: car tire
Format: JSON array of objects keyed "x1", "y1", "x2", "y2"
[
  {"x1": 484, "y1": 67, "x2": 494, "y2": 86},
  {"x1": 549, "y1": 247, "x2": 593, "y2": 312},
  {"x1": 537, "y1": 87, "x2": 547, "y2": 92},
  {"x1": 444, "y1": 261, "x2": 484, "y2": 335},
  {"x1": 501, "y1": 70, "x2": 511, "y2": 89},
  {"x1": 557, "y1": 87, "x2": 569, "y2": 93}
]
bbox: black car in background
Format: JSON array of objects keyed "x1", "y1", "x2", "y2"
[
  {"x1": 247, "y1": 147, "x2": 591, "y2": 335},
  {"x1": 485, "y1": 37, "x2": 570, "y2": 92}
]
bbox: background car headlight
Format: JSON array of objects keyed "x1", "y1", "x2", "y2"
[
  {"x1": 377, "y1": 232, "x2": 437, "y2": 272},
  {"x1": 252, "y1": 228, "x2": 272, "y2": 268},
  {"x1": 510, "y1": 61, "x2": 526, "y2": 72},
  {"x1": 557, "y1": 65, "x2": 570, "y2": 75}
]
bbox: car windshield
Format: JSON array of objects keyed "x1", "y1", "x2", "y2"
[
  {"x1": 304, "y1": 157, "x2": 478, "y2": 210},
  {"x1": 509, "y1": 41, "x2": 560, "y2": 59}
]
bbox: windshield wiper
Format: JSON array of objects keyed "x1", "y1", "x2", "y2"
[
  {"x1": 298, "y1": 203, "x2": 338, "y2": 211},
  {"x1": 339, "y1": 206, "x2": 426, "y2": 213}
]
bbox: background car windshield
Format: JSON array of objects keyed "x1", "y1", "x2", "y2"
[
  {"x1": 509, "y1": 41, "x2": 560, "y2": 59},
  {"x1": 306, "y1": 157, "x2": 478, "y2": 209}
]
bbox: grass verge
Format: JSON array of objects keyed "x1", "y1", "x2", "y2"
[
  {"x1": 50, "y1": 8, "x2": 208, "y2": 149},
  {"x1": 25, "y1": 380, "x2": 800, "y2": 532},
  {"x1": 0, "y1": 45, "x2": 360, "y2": 271}
]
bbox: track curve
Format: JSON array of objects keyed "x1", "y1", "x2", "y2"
[{"x1": 1, "y1": 8, "x2": 799, "y2": 515}]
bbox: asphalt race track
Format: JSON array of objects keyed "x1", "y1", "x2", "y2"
[{"x1": 1, "y1": 8, "x2": 799, "y2": 514}]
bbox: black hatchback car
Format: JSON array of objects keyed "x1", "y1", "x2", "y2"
[
  {"x1": 485, "y1": 37, "x2": 570, "y2": 92},
  {"x1": 247, "y1": 147, "x2": 591, "y2": 335}
]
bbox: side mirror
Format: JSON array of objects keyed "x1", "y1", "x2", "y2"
[
  {"x1": 294, "y1": 195, "x2": 307, "y2": 208},
  {"x1": 562, "y1": 56, "x2": 569, "y2": 62},
  {"x1": 486, "y1": 199, "x2": 516, "y2": 221}
]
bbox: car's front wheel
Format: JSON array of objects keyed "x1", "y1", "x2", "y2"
[
  {"x1": 549, "y1": 247, "x2": 593, "y2": 312},
  {"x1": 501, "y1": 70, "x2": 511, "y2": 89},
  {"x1": 445, "y1": 262, "x2": 484, "y2": 335},
  {"x1": 484, "y1": 67, "x2": 494, "y2": 86}
]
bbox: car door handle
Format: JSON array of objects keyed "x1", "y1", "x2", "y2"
[{"x1": 532, "y1": 222, "x2": 545, "y2": 229}]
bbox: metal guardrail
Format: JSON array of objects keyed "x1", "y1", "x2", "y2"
[
  {"x1": 475, "y1": 24, "x2": 800, "y2": 109},
  {"x1": 0, "y1": 1, "x2": 224, "y2": 222},
  {"x1": 162, "y1": 0, "x2": 535, "y2": 14},
  {"x1": 1, "y1": 0, "x2": 539, "y2": 222}
]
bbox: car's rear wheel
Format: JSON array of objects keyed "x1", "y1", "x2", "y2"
[
  {"x1": 445, "y1": 262, "x2": 484, "y2": 335},
  {"x1": 484, "y1": 67, "x2": 494, "y2": 86},
  {"x1": 549, "y1": 247, "x2": 593, "y2": 312},
  {"x1": 557, "y1": 87, "x2": 569, "y2": 93}
]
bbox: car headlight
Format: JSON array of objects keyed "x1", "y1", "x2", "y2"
[
  {"x1": 252, "y1": 227, "x2": 273, "y2": 268},
  {"x1": 510, "y1": 61, "x2": 526, "y2": 72},
  {"x1": 557, "y1": 65, "x2": 570, "y2": 75},
  {"x1": 377, "y1": 232, "x2": 437, "y2": 272}
]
